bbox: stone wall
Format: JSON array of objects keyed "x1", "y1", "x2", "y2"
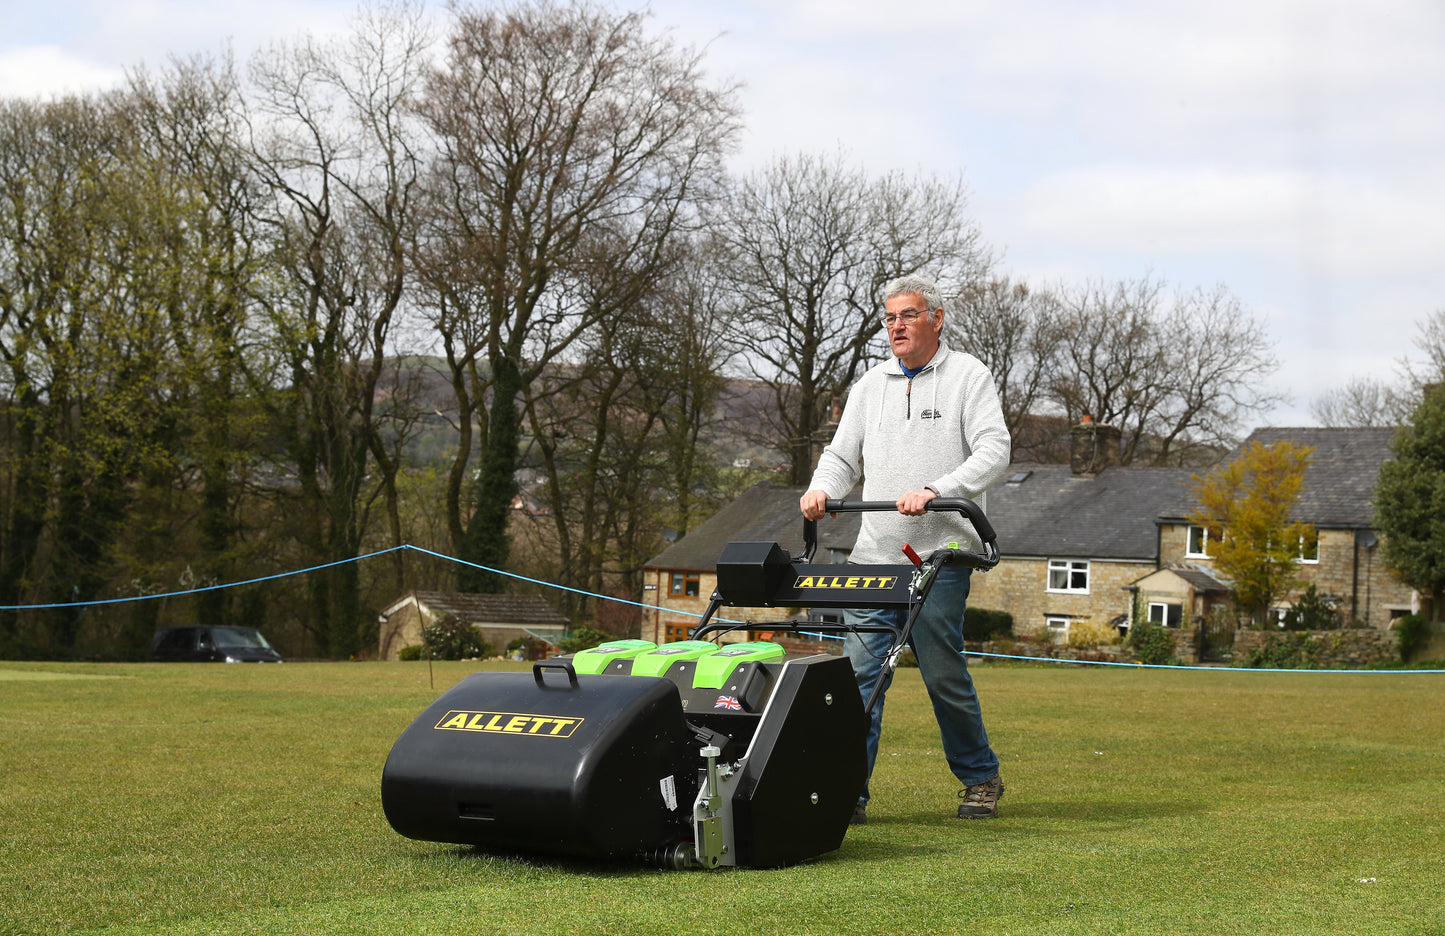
[
  {"x1": 1232, "y1": 628, "x2": 1400, "y2": 668},
  {"x1": 974, "y1": 640, "x2": 1129, "y2": 664},
  {"x1": 974, "y1": 628, "x2": 1400, "y2": 668}
]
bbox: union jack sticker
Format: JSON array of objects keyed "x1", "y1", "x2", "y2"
[{"x1": 714, "y1": 694, "x2": 742, "y2": 711}]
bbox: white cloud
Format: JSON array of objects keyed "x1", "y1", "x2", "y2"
[
  {"x1": 953, "y1": 0, "x2": 1445, "y2": 161},
  {"x1": 1018, "y1": 165, "x2": 1445, "y2": 279},
  {"x1": 1, "y1": 1, "x2": 361, "y2": 100},
  {"x1": 0, "y1": 46, "x2": 124, "y2": 98}
]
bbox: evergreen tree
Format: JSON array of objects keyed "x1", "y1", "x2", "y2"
[{"x1": 1375, "y1": 385, "x2": 1445, "y2": 618}]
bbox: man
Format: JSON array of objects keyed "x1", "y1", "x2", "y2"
[{"x1": 800, "y1": 274, "x2": 1010, "y2": 823}]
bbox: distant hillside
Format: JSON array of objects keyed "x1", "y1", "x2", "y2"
[{"x1": 376, "y1": 357, "x2": 786, "y2": 472}]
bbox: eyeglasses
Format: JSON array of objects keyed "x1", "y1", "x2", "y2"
[{"x1": 881, "y1": 308, "x2": 930, "y2": 328}]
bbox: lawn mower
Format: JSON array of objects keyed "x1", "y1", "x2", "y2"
[{"x1": 380, "y1": 498, "x2": 999, "y2": 869}]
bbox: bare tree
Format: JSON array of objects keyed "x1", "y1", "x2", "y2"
[
  {"x1": 1048, "y1": 277, "x2": 1281, "y2": 466},
  {"x1": 244, "y1": 2, "x2": 430, "y2": 655},
  {"x1": 713, "y1": 151, "x2": 990, "y2": 484},
  {"x1": 1408, "y1": 307, "x2": 1445, "y2": 380},
  {"x1": 1147, "y1": 284, "x2": 1285, "y2": 464},
  {"x1": 1311, "y1": 377, "x2": 1409, "y2": 428},
  {"x1": 414, "y1": 0, "x2": 741, "y2": 591},
  {"x1": 641, "y1": 242, "x2": 736, "y2": 538},
  {"x1": 945, "y1": 276, "x2": 1064, "y2": 461},
  {"x1": 1313, "y1": 307, "x2": 1445, "y2": 429}
]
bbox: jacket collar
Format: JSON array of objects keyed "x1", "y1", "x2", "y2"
[{"x1": 887, "y1": 343, "x2": 951, "y2": 376}]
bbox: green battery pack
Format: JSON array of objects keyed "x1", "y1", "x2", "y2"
[
  {"x1": 692, "y1": 641, "x2": 786, "y2": 689},
  {"x1": 570, "y1": 639, "x2": 657, "y2": 675},
  {"x1": 628, "y1": 640, "x2": 722, "y2": 678}
]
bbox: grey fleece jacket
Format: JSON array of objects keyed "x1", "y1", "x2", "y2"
[{"x1": 807, "y1": 344, "x2": 1011, "y2": 563}]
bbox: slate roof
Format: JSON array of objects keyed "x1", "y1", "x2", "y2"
[
  {"x1": 984, "y1": 464, "x2": 1195, "y2": 560},
  {"x1": 1160, "y1": 427, "x2": 1396, "y2": 529},
  {"x1": 385, "y1": 591, "x2": 571, "y2": 629},
  {"x1": 644, "y1": 470, "x2": 1192, "y2": 567},
  {"x1": 1170, "y1": 566, "x2": 1232, "y2": 593},
  {"x1": 644, "y1": 483, "x2": 862, "y2": 571},
  {"x1": 643, "y1": 428, "x2": 1397, "y2": 572}
]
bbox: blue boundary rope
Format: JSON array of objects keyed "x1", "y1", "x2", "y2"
[{"x1": 4, "y1": 543, "x2": 1441, "y2": 673}]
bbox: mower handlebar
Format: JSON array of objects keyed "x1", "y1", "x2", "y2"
[{"x1": 799, "y1": 496, "x2": 998, "y2": 567}]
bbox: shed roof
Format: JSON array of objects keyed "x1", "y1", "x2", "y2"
[
  {"x1": 381, "y1": 591, "x2": 571, "y2": 629},
  {"x1": 644, "y1": 483, "x2": 861, "y2": 571},
  {"x1": 1127, "y1": 564, "x2": 1232, "y2": 596}
]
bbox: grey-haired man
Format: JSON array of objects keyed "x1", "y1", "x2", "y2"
[{"x1": 801, "y1": 274, "x2": 1011, "y2": 822}]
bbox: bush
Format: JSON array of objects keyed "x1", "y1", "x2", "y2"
[
  {"x1": 505, "y1": 636, "x2": 551, "y2": 661},
  {"x1": 1067, "y1": 618, "x2": 1122, "y2": 649},
  {"x1": 963, "y1": 607, "x2": 1013, "y2": 642},
  {"x1": 398, "y1": 645, "x2": 423, "y2": 662},
  {"x1": 1394, "y1": 614, "x2": 1429, "y2": 660},
  {"x1": 559, "y1": 625, "x2": 612, "y2": 654},
  {"x1": 422, "y1": 615, "x2": 493, "y2": 661},
  {"x1": 1127, "y1": 619, "x2": 1180, "y2": 666},
  {"x1": 1280, "y1": 584, "x2": 1340, "y2": 631}
]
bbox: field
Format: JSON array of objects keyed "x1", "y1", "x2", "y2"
[{"x1": 2, "y1": 659, "x2": 1442, "y2": 935}]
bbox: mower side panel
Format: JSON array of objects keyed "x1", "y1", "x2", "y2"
[
  {"x1": 730, "y1": 655, "x2": 868, "y2": 867},
  {"x1": 381, "y1": 671, "x2": 699, "y2": 859}
]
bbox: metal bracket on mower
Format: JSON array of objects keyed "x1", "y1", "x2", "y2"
[{"x1": 692, "y1": 744, "x2": 739, "y2": 869}]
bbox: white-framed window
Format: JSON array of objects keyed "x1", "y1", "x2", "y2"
[
  {"x1": 1047, "y1": 559, "x2": 1090, "y2": 594},
  {"x1": 1147, "y1": 602, "x2": 1183, "y2": 628},
  {"x1": 1186, "y1": 525, "x2": 1212, "y2": 558},
  {"x1": 1296, "y1": 530, "x2": 1320, "y2": 564},
  {"x1": 1045, "y1": 617, "x2": 1070, "y2": 642}
]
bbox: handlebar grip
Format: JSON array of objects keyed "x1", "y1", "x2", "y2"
[{"x1": 822, "y1": 497, "x2": 997, "y2": 546}]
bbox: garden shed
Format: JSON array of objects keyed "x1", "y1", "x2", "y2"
[{"x1": 377, "y1": 591, "x2": 571, "y2": 661}]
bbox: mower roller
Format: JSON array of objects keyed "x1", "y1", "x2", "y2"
[{"x1": 381, "y1": 498, "x2": 999, "y2": 869}]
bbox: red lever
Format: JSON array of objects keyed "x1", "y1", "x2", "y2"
[{"x1": 901, "y1": 543, "x2": 923, "y2": 567}]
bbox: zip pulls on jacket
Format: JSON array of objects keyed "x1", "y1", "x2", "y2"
[{"x1": 876, "y1": 353, "x2": 943, "y2": 428}]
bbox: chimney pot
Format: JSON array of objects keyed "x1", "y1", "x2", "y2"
[{"x1": 1070, "y1": 419, "x2": 1120, "y2": 476}]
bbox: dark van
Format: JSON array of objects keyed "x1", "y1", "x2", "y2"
[{"x1": 149, "y1": 626, "x2": 283, "y2": 663}]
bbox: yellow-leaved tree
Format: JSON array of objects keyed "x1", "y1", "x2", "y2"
[{"x1": 1190, "y1": 440, "x2": 1316, "y2": 625}]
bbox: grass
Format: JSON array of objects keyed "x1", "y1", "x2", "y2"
[{"x1": 1, "y1": 659, "x2": 1442, "y2": 935}]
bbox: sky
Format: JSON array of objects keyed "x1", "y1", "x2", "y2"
[{"x1": 4, "y1": 0, "x2": 1443, "y2": 427}]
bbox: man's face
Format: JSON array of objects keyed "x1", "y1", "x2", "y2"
[{"x1": 884, "y1": 292, "x2": 943, "y2": 369}]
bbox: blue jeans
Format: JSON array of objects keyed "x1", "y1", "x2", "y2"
[{"x1": 844, "y1": 565, "x2": 998, "y2": 805}]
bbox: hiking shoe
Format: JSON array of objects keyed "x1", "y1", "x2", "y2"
[
  {"x1": 956, "y1": 775, "x2": 1004, "y2": 819},
  {"x1": 850, "y1": 803, "x2": 868, "y2": 825}
]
